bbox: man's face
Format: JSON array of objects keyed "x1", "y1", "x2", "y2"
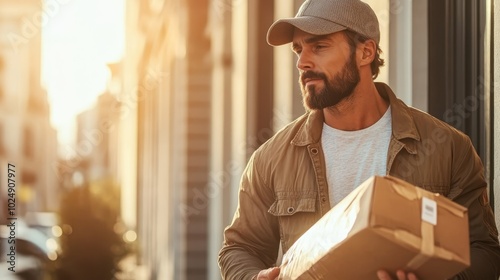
[{"x1": 292, "y1": 30, "x2": 360, "y2": 110}]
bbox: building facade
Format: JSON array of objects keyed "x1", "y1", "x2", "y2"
[
  {"x1": 493, "y1": 0, "x2": 500, "y2": 231},
  {"x1": 75, "y1": 85, "x2": 120, "y2": 183},
  {"x1": 0, "y1": 0, "x2": 58, "y2": 216}
]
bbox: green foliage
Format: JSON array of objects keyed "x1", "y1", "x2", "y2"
[{"x1": 55, "y1": 184, "x2": 131, "y2": 280}]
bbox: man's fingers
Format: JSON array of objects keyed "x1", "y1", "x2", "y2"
[
  {"x1": 257, "y1": 267, "x2": 280, "y2": 280},
  {"x1": 267, "y1": 267, "x2": 280, "y2": 279},
  {"x1": 397, "y1": 270, "x2": 419, "y2": 280},
  {"x1": 378, "y1": 270, "x2": 418, "y2": 280},
  {"x1": 396, "y1": 270, "x2": 406, "y2": 280},
  {"x1": 377, "y1": 270, "x2": 392, "y2": 280},
  {"x1": 407, "y1": 272, "x2": 418, "y2": 280}
]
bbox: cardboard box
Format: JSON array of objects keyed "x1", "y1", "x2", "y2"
[{"x1": 279, "y1": 175, "x2": 469, "y2": 280}]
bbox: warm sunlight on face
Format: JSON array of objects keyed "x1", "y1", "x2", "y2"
[{"x1": 41, "y1": 0, "x2": 125, "y2": 147}]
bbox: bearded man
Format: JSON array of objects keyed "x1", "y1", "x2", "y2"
[{"x1": 218, "y1": 0, "x2": 500, "y2": 279}]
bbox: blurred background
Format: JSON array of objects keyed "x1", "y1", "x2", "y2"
[{"x1": 0, "y1": 0, "x2": 499, "y2": 279}]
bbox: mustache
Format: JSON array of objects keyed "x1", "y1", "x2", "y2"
[{"x1": 300, "y1": 71, "x2": 328, "y2": 85}]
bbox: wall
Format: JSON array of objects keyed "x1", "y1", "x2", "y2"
[{"x1": 494, "y1": 0, "x2": 500, "y2": 233}]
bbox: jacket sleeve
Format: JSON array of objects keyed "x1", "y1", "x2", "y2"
[
  {"x1": 218, "y1": 152, "x2": 281, "y2": 280},
  {"x1": 449, "y1": 135, "x2": 500, "y2": 280}
]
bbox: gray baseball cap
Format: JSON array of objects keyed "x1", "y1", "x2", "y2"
[{"x1": 267, "y1": 0, "x2": 380, "y2": 46}]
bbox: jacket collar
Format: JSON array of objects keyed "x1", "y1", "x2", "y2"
[{"x1": 291, "y1": 82, "x2": 421, "y2": 146}]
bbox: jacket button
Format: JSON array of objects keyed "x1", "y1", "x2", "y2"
[
  {"x1": 321, "y1": 197, "x2": 327, "y2": 203},
  {"x1": 287, "y1": 207, "x2": 294, "y2": 214},
  {"x1": 311, "y1": 148, "x2": 318, "y2": 154}
]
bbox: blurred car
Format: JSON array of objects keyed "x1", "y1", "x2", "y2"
[
  {"x1": 0, "y1": 218, "x2": 52, "y2": 280},
  {"x1": 25, "y1": 212, "x2": 62, "y2": 260}
]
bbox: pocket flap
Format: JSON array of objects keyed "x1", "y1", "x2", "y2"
[{"x1": 268, "y1": 197, "x2": 316, "y2": 216}]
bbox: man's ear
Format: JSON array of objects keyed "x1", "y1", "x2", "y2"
[{"x1": 359, "y1": 39, "x2": 377, "y2": 67}]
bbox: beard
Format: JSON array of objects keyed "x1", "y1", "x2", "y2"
[{"x1": 299, "y1": 52, "x2": 360, "y2": 110}]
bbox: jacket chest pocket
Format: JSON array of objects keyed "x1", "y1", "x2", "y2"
[{"x1": 268, "y1": 196, "x2": 318, "y2": 253}]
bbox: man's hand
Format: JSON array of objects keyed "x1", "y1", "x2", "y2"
[
  {"x1": 377, "y1": 270, "x2": 419, "y2": 280},
  {"x1": 255, "y1": 267, "x2": 280, "y2": 280}
]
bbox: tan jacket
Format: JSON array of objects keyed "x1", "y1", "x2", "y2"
[{"x1": 218, "y1": 83, "x2": 500, "y2": 279}]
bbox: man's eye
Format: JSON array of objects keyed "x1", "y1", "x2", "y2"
[{"x1": 314, "y1": 45, "x2": 326, "y2": 51}]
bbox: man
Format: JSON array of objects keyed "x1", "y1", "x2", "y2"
[{"x1": 218, "y1": 0, "x2": 500, "y2": 279}]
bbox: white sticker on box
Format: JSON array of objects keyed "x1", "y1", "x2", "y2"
[{"x1": 421, "y1": 197, "x2": 437, "y2": 225}]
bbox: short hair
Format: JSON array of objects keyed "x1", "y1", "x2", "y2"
[{"x1": 344, "y1": 30, "x2": 385, "y2": 80}]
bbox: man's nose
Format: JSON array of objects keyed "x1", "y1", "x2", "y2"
[{"x1": 296, "y1": 51, "x2": 314, "y2": 71}]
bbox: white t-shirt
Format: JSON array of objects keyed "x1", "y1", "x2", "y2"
[{"x1": 321, "y1": 107, "x2": 392, "y2": 207}]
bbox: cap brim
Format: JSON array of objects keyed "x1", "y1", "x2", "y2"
[{"x1": 267, "y1": 16, "x2": 347, "y2": 46}]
